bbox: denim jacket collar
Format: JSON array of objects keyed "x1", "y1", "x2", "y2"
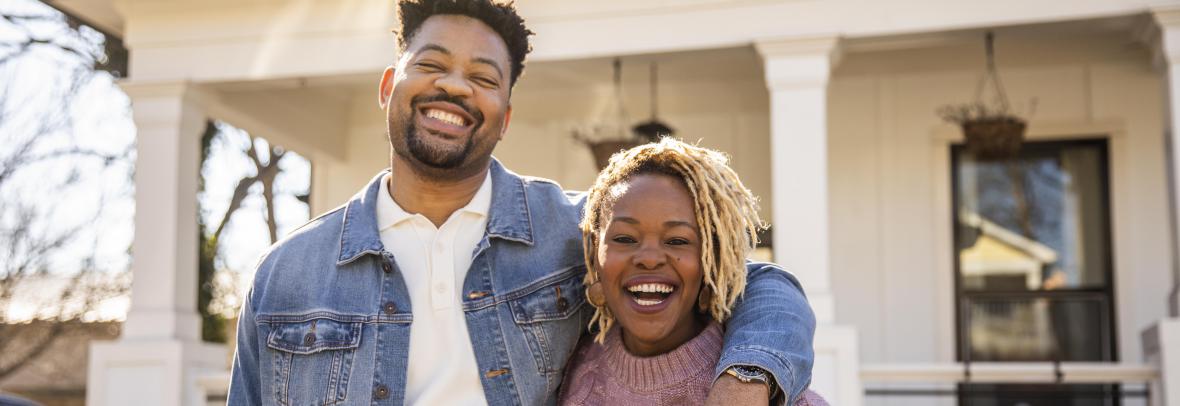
[{"x1": 336, "y1": 158, "x2": 533, "y2": 265}]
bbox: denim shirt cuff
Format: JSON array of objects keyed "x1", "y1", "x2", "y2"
[{"x1": 714, "y1": 345, "x2": 802, "y2": 406}]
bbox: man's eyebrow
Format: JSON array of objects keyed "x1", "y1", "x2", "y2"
[
  {"x1": 473, "y1": 57, "x2": 504, "y2": 79},
  {"x1": 418, "y1": 43, "x2": 451, "y2": 56}
]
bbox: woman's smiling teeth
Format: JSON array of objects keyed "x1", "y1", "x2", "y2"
[
  {"x1": 424, "y1": 108, "x2": 467, "y2": 126},
  {"x1": 627, "y1": 283, "x2": 675, "y2": 306}
]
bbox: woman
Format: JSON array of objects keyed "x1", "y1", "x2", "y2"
[{"x1": 560, "y1": 138, "x2": 826, "y2": 405}]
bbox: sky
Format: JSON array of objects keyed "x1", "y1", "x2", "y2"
[{"x1": 0, "y1": 0, "x2": 310, "y2": 321}]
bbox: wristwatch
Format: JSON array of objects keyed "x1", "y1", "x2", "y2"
[{"x1": 724, "y1": 365, "x2": 778, "y2": 397}]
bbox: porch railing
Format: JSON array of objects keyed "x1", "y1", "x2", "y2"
[
  {"x1": 197, "y1": 372, "x2": 230, "y2": 406},
  {"x1": 861, "y1": 362, "x2": 1158, "y2": 403}
]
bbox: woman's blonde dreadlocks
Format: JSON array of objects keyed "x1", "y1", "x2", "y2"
[{"x1": 580, "y1": 138, "x2": 765, "y2": 343}]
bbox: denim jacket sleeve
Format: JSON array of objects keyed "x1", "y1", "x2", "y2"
[
  {"x1": 228, "y1": 288, "x2": 261, "y2": 406},
  {"x1": 716, "y1": 261, "x2": 816, "y2": 405}
]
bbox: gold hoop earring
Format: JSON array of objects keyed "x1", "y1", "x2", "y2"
[{"x1": 587, "y1": 282, "x2": 606, "y2": 307}]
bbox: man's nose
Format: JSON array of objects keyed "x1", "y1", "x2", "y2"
[{"x1": 434, "y1": 70, "x2": 474, "y2": 99}]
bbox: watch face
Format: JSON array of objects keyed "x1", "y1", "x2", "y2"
[
  {"x1": 734, "y1": 366, "x2": 766, "y2": 378},
  {"x1": 730, "y1": 366, "x2": 767, "y2": 382}
]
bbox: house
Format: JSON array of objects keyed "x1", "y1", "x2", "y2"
[
  {"x1": 48, "y1": 0, "x2": 1180, "y2": 404},
  {"x1": 0, "y1": 321, "x2": 120, "y2": 406}
]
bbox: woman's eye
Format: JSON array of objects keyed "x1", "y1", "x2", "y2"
[
  {"x1": 611, "y1": 235, "x2": 636, "y2": 244},
  {"x1": 666, "y1": 238, "x2": 690, "y2": 246}
]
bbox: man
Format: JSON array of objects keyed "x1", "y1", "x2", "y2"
[{"x1": 227, "y1": 1, "x2": 815, "y2": 405}]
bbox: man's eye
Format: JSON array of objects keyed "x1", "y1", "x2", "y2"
[
  {"x1": 417, "y1": 62, "x2": 444, "y2": 71},
  {"x1": 472, "y1": 76, "x2": 499, "y2": 88}
]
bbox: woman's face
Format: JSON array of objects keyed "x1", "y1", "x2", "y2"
[{"x1": 596, "y1": 173, "x2": 705, "y2": 356}]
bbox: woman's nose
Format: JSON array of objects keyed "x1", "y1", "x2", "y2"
[{"x1": 633, "y1": 243, "x2": 666, "y2": 269}]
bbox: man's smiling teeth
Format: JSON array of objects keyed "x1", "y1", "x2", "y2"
[{"x1": 425, "y1": 109, "x2": 467, "y2": 126}]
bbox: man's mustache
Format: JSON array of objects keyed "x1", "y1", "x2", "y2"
[{"x1": 410, "y1": 93, "x2": 484, "y2": 126}]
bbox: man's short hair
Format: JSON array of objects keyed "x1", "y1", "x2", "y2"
[{"x1": 397, "y1": 0, "x2": 534, "y2": 86}]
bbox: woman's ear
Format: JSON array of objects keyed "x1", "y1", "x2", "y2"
[{"x1": 697, "y1": 285, "x2": 713, "y2": 314}]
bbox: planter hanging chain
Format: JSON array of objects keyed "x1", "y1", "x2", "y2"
[{"x1": 973, "y1": 31, "x2": 1011, "y2": 113}]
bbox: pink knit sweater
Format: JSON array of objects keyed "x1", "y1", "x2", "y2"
[{"x1": 558, "y1": 322, "x2": 828, "y2": 406}]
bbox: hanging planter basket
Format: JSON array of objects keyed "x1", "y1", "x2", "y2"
[
  {"x1": 572, "y1": 59, "x2": 677, "y2": 170},
  {"x1": 937, "y1": 31, "x2": 1033, "y2": 162},
  {"x1": 961, "y1": 116, "x2": 1026, "y2": 160}
]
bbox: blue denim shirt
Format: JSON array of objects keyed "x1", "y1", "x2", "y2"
[{"x1": 228, "y1": 160, "x2": 815, "y2": 405}]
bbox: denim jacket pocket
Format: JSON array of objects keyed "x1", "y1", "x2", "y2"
[
  {"x1": 508, "y1": 269, "x2": 587, "y2": 375},
  {"x1": 265, "y1": 317, "x2": 362, "y2": 406}
]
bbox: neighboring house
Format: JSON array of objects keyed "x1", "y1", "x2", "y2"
[
  {"x1": 0, "y1": 321, "x2": 120, "y2": 406},
  {"x1": 48, "y1": 0, "x2": 1180, "y2": 404}
]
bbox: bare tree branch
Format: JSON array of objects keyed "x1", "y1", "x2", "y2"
[{"x1": 0, "y1": 4, "x2": 130, "y2": 381}]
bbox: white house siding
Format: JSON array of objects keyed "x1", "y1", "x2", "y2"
[{"x1": 827, "y1": 29, "x2": 1172, "y2": 369}]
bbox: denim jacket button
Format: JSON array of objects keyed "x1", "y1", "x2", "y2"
[
  {"x1": 383, "y1": 302, "x2": 397, "y2": 315},
  {"x1": 556, "y1": 297, "x2": 568, "y2": 313},
  {"x1": 373, "y1": 384, "x2": 389, "y2": 400},
  {"x1": 302, "y1": 333, "x2": 315, "y2": 346},
  {"x1": 381, "y1": 261, "x2": 393, "y2": 274}
]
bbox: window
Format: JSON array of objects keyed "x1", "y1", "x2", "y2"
[{"x1": 952, "y1": 139, "x2": 1119, "y2": 405}]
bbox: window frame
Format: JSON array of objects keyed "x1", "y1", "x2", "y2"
[{"x1": 949, "y1": 138, "x2": 1119, "y2": 364}]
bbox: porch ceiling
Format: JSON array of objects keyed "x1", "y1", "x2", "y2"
[
  {"x1": 519, "y1": 46, "x2": 763, "y2": 90},
  {"x1": 44, "y1": 0, "x2": 122, "y2": 36}
]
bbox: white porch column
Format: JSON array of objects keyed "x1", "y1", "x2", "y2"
[
  {"x1": 755, "y1": 36, "x2": 861, "y2": 406},
  {"x1": 88, "y1": 82, "x2": 227, "y2": 406},
  {"x1": 1156, "y1": 6, "x2": 1180, "y2": 320},
  {"x1": 755, "y1": 36, "x2": 840, "y2": 324},
  {"x1": 1143, "y1": 320, "x2": 1180, "y2": 406},
  {"x1": 1147, "y1": 8, "x2": 1180, "y2": 406}
]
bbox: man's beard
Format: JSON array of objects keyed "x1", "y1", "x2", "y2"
[
  {"x1": 394, "y1": 93, "x2": 485, "y2": 169},
  {"x1": 403, "y1": 121, "x2": 473, "y2": 169}
]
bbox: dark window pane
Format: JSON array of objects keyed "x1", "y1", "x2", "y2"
[
  {"x1": 964, "y1": 294, "x2": 1111, "y2": 362},
  {"x1": 955, "y1": 142, "x2": 1110, "y2": 291},
  {"x1": 959, "y1": 384, "x2": 1122, "y2": 406}
]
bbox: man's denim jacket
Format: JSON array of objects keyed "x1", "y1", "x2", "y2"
[{"x1": 228, "y1": 160, "x2": 816, "y2": 405}]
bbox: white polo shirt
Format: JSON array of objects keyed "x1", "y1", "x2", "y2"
[{"x1": 376, "y1": 171, "x2": 492, "y2": 405}]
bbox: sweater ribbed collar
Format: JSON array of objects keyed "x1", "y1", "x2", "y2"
[{"x1": 600, "y1": 321, "x2": 724, "y2": 392}]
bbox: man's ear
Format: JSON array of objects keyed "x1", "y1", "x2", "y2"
[
  {"x1": 499, "y1": 105, "x2": 512, "y2": 140},
  {"x1": 378, "y1": 66, "x2": 396, "y2": 109}
]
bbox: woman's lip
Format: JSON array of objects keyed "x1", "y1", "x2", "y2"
[{"x1": 625, "y1": 289, "x2": 678, "y2": 314}]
